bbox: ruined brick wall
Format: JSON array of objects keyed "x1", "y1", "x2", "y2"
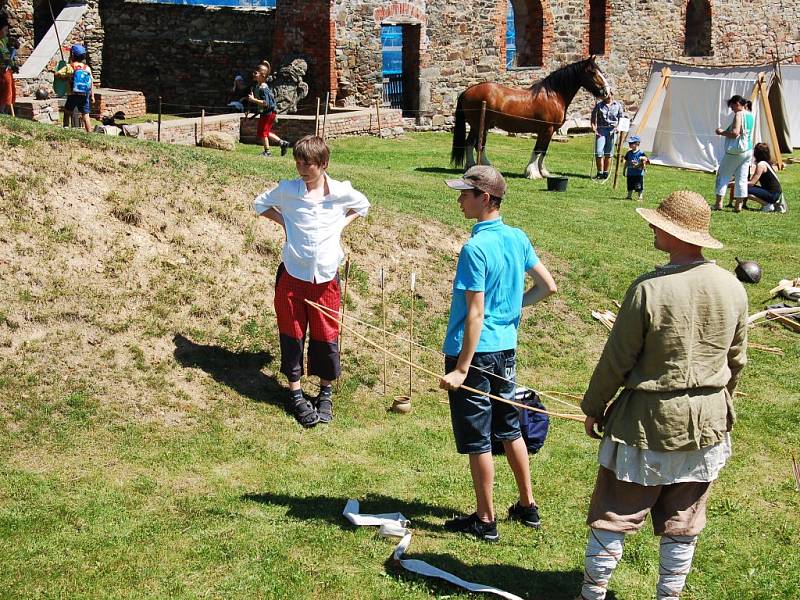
[
  {"x1": 3, "y1": 0, "x2": 800, "y2": 121},
  {"x1": 98, "y1": 0, "x2": 274, "y2": 111},
  {"x1": 272, "y1": 0, "x2": 336, "y2": 108},
  {"x1": 329, "y1": 0, "x2": 800, "y2": 124}
]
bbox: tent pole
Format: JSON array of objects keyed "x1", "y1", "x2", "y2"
[
  {"x1": 756, "y1": 73, "x2": 784, "y2": 170},
  {"x1": 611, "y1": 132, "x2": 626, "y2": 190},
  {"x1": 632, "y1": 66, "x2": 671, "y2": 138}
]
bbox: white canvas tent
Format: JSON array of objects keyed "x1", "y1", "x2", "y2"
[
  {"x1": 780, "y1": 65, "x2": 800, "y2": 147},
  {"x1": 630, "y1": 61, "x2": 787, "y2": 172}
]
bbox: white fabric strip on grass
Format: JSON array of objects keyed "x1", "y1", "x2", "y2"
[{"x1": 343, "y1": 499, "x2": 524, "y2": 600}]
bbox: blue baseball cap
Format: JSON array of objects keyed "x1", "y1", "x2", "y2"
[
  {"x1": 71, "y1": 44, "x2": 86, "y2": 58},
  {"x1": 628, "y1": 135, "x2": 641, "y2": 144}
]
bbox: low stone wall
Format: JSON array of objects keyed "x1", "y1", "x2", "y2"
[
  {"x1": 240, "y1": 106, "x2": 404, "y2": 143},
  {"x1": 135, "y1": 113, "x2": 243, "y2": 146},
  {"x1": 12, "y1": 98, "x2": 61, "y2": 124}
]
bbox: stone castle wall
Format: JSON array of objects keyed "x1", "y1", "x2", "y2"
[{"x1": 3, "y1": 0, "x2": 799, "y2": 121}]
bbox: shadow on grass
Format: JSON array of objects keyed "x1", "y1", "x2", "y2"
[
  {"x1": 172, "y1": 334, "x2": 285, "y2": 408},
  {"x1": 385, "y1": 553, "x2": 611, "y2": 600},
  {"x1": 241, "y1": 491, "x2": 457, "y2": 533},
  {"x1": 556, "y1": 171, "x2": 594, "y2": 180},
  {"x1": 414, "y1": 166, "x2": 467, "y2": 175}
]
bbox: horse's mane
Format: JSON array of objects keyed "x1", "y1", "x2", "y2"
[{"x1": 530, "y1": 58, "x2": 591, "y2": 93}]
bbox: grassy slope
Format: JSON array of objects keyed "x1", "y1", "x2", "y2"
[{"x1": 0, "y1": 116, "x2": 798, "y2": 599}]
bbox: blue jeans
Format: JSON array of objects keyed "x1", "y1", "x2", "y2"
[
  {"x1": 595, "y1": 127, "x2": 616, "y2": 157},
  {"x1": 445, "y1": 350, "x2": 520, "y2": 454},
  {"x1": 747, "y1": 185, "x2": 780, "y2": 204}
]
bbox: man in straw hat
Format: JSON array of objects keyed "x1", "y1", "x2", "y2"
[
  {"x1": 578, "y1": 191, "x2": 748, "y2": 600},
  {"x1": 439, "y1": 165, "x2": 557, "y2": 542}
]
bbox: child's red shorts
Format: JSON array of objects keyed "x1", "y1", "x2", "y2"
[{"x1": 256, "y1": 111, "x2": 277, "y2": 141}]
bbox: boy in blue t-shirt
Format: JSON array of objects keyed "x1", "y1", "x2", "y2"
[
  {"x1": 623, "y1": 135, "x2": 649, "y2": 201},
  {"x1": 439, "y1": 165, "x2": 557, "y2": 542}
]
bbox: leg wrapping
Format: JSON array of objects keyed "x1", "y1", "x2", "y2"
[
  {"x1": 580, "y1": 528, "x2": 625, "y2": 600},
  {"x1": 657, "y1": 534, "x2": 697, "y2": 599}
]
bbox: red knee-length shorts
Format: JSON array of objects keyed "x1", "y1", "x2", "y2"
[{"x1": 274, "y1": 263, "x2": 341, "y2": 382}]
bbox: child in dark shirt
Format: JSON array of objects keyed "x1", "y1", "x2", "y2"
[
  {"x1": 623, "y1": 135, "x2": 649, "y2": 201},
  {"x1": 247, "y1": 61, "x2": 291, "y2": 157}
]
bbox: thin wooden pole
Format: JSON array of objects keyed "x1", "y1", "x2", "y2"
[
  {"x1": 756, "y1": 73, "x2": 784, "y2": 169},
  {"x1": 408, "y1": 270, "x2": 415, "y2": 398},
  {"x1": 200, "y1": 108, "x2": 205, "y2": 140},
  {"x1": 633, "y1": 67, "x2": 671, "y2": 139},
  {"x1": 304, "y1": 300, "x2": 584, "y2": 422},
  {"x1": 322, "y1": 92, "x2": 330, "y2": 140},
  {"x1": 335, "y1": 257, "x2": 350, "y2": 393},
  {"x1": 375, "y1": 99, "x2": 382, "y2": 137},
  {"x1": 381, "y1": 266, "x2": 387, "y2": 396},
  {"x1": 611, "y1": 132, "x2": 626, "y2": 190},
  {"x1": 314, "y1": 97, "x2": 320, "y2": 136},
  {"x1": 476, "y1": 101, "x2": 487, "y2": 164},
  {"x1": 157, "y1": 96, "x2": 162, "y2": 142}
]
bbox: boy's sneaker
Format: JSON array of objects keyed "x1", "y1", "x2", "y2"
[
  {"x1": 508, "y1": 502, "x2": 541, "y2": 529},
  {"x1": 444, "y1": 513, "x2": 499, "y2": 543},
  {"x1": 288, "y1": 392, "x2": 319, "y2": 428},
  {"x1": 280, "y1": 140, "x2": 291, "y2": 157},
  {"x1": 314, "y1": 385, "x2": 333, "y2": 423},
  {"x1": 261, "y1": 149, "x2": 272, "y2": 158}
]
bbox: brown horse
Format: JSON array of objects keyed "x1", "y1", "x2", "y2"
[{"x1": 451, "y1": 56, "x2": 610, "y2": 179}]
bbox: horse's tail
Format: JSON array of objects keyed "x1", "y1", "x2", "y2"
[{"x1": 451, "y1": 93, "x2": 467, "y2": 167}]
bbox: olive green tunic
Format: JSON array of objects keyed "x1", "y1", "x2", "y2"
[{"x1": 581, "y1": 262, "x2": 748, "y2": 452}]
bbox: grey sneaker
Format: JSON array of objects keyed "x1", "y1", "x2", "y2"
[
  {"x1": 261, "y1": 149, "x2": 272, "y2": 158},
  {"x1": 760, "y1": 203, "x2": 775, "y2": 213},
  {"x1": 777, "y1": 195, "x2": 788, "y2": 213},
  {"x1": 508, "y1": 502, "x2": 541, "y2": 529},
  {"x1": 444, "y1": 513, "x2": 499, "y2": 542}
]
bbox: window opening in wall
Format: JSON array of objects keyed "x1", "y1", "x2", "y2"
[
  {"x1": 588, "y1": 0, "x2": 606, "y2": 55},
  {"x1": 510, "y1": 0, "x2": 545, "y2": 68},
  {"x1": 684, "y1": 0, "x2": 712, "y2": 57},
  {"x1": 382, "y1": 25, "x2": 403, "y2": 109},
  {"x1": 506, "y1": 4, "x2": 517, "y2": 69},
  {"x1": 381, "y1": 22, "x2": 420, "y2": 117},
  {"x1": 34, "y1": 0, "x2": 68, "y2": 47},
  {"x1": 142, "y1": 0, "x2": 275, "y2": 6}
]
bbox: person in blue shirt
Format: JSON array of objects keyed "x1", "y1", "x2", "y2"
[
  {"x1": 623, "y1": 135, "x2": 649, "y2": 201},
  {"x1": 591, "y1": 91, "x2": 625, "y2": 179},
  {"x1": 439, "y1": 165, "x2": 557, "y2": 542}
]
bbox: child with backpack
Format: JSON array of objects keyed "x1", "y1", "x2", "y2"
[
  {"x1": 56, "y1": 44, "x2": 95, "y2": 133},
  {"x1": 247, "y1": 61, "x2": 290, "y2": 157}
]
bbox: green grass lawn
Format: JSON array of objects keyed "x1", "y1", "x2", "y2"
[{"x1": 1, "y1": 118, "x2": 799, "y2": 599}]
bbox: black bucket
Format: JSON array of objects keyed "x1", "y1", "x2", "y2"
[{"x1": 546, "y1": 176, "x2": 569, "y2": 192}]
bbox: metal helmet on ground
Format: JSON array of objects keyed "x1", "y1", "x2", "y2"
[{"x1": 734, "y1": 257, "x2": 762, "y2": 284}]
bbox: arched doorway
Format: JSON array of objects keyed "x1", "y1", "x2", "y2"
[{"x1": 380, "y1": 17, "x2": 421, "y2": 117}]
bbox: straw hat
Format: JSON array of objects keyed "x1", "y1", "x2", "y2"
[{"x1": 636, "y1": 191, "x2": 723, "y2": 249}]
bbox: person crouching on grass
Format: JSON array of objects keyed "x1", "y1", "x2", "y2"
[
  {"x1": 248, "y1": 61, "x2": 291, "y2": 158},
  {"x1": 253, "y1": 135, "x2": 370, "y2": 428},
  {"x1": 439, "y1": 165, "x2": 557, "y2": 542}
]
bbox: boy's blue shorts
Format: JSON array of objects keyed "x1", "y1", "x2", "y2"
[
  {"x1": 445, "y1": 350, "x2": 521, "y2": 454},
  {"x1": 64, "y1": 93, "x2": 91, "y2": 115}
]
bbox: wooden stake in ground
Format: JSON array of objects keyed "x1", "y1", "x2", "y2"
[
  {"x1": 200, "y1": 109, "x2": 205, "y2": 140},
  {"x1": 322, "y1": 92, "x2": 330, "y2": 140},
  {"x1": 611, "y1": 131, "x2": 627, "y2": 190},
  {"x1": 381, "y1": 266, "x2": 387, "y2": 395},
  {"x1": 334, "y1": 258, "x2": 351, "y2": 393},
  {"x1": 476, "y1": 101, "x2": 487, "y2": 165},
  {"x1": 157, "y1": 96, "x2": 163, "y2": 143},
  {"x1": 375, "y1": 99, "x2": 382, "y2": 138},
  {"x1": 314, "y1": 97, "x2": 320, "y2": 136},
  {"x1": 408, "y1": 270, "x2": 416, "y2": 398}
]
